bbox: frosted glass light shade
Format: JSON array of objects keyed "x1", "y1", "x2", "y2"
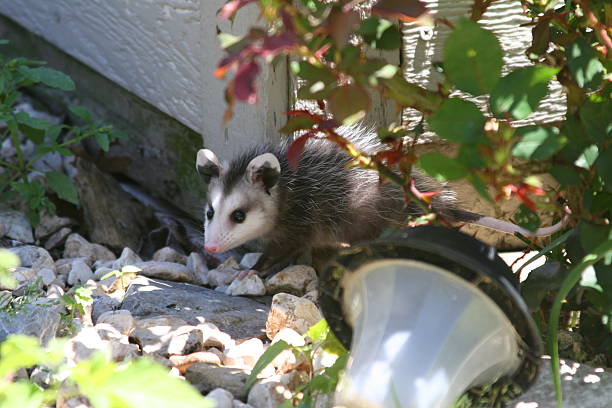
[{"x1": 335, "y1": 259, "x2": 521, "y2": 408}]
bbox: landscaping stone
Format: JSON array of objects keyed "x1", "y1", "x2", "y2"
[
  {"x1": 112, "y1": 247, "x2": 142, "y2": 270},
  {"x1": 0, "y1": 299, "x2": 62, "y2": 345},
  {"x1": 170, "y1": 352, "x2": 223, "y2": 373},
  {"x1": 121, "y1": 277, "x2": 269, "y2": 339},
  {"x1": 73, "y1": 157, "x2": 149, "y2": 251},
  {"x1": 266, "y1": 293, "x2": 323, "y2": 339},
  {"x1": 133, "y1": 261, "x2": 194, "y2": 283},
  {"x1": 67, "y1": 259, "x2": 94, "y2": 286},
  {"x1": 0, "y1": 206, "x2": 34, "y2": 243},
  {"x1": 167, "y1": 325, "x2": 204, "y2": 356},
  {"x1": 37, "y1": 268, "x2": 56, "y2": 286},
  {"x1": 44, "y1": 227, "x2": 72, "y2": 250},
  {"x1": 35, "y1": 213, "x2": 74, "y2": 239},
  {"x1": 206, "y1": 388, "x2": 234, "y2": 408},
  {"x1": 240, "y1": 253, "x2": 262, "y2": 270},
  {"x1": 223, "y1": 338, "x2": 264, "y2": 368},
  {"x1": 95, "y1": 310, "x2": 135, "y2": 335},
  {"x1": 9, "y1": 245, "x2": 54, "y2": 272},
  {"x1": 152, "y1": 247, "x2": 187, "y2": 264},
  {"x1": 247, "y1": 381, "x2": 289, "y2": 408},
  {"x1": 265, "y1": 265, "x2": 317, "y2": 296},
  {"x1": 63, "y1": 233, "x2": 116, "y2": 264},
  {"x1": 208, "y1": 267, "x2": 240, "y2": 288},
  {"x1": 226, "y1": 274, "x2": 266, "y2": 296},
  {"x1": 187, "y1": 252, "x2": 208, "y2": 285},
  {"x1": 91, "y1": 294, "x2": 121, "y2": 322},
  {"x1": 130, "y1": 315, "x2": 189, "y2": 356},
  {"x1": 184, "y1": 363, "x2": 249, "y2": 400},
  {"x1": 272, "y1": 328, "x2": 305, "y2": 347}
]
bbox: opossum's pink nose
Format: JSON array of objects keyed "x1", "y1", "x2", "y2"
[{"x1": 204, "y1": 245, "x2": 219, "y2": 253}]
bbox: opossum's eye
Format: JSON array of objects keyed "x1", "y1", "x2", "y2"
[
  {"x1": 206, "y1": 208, "x2": 214, "y2": 220},
  {"x1": 231, "y1": 210, "x2": 246, "y2": 223}
]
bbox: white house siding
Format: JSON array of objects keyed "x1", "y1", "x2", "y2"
[{"x1": 0, "y1": 0, "x2": 288, "y2": 158}]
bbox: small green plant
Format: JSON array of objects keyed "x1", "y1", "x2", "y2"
[
  {"x1": 246, "y1": 320, "x2": 348, "y2": 407},
  {"x1": 0, "y1": 277, "x2": 44, "y2": 315},
  {"x1": 57, "y1": 285, "x2": 94, "y2": 334},
  {"x1": 0, "y1": 334, "x2": 212, "y2": 408},
  {"x1": 0, "y1": 40, "x2": 126, "y2": 225}
]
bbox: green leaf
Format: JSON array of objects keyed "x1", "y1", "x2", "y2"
[
  {"x1": 489, "y1": 65, "x2": 560, "y2": 120},
  {"x1": 0, "y1": 380, "x2": 46, "y2": 408},
  {"x1": 72, "y1": 355, "x2": 212, "y2": 408},
  {"x1": 566, "y1": 38, "x2": 604, "y2": 90},
  {"x1": 307, "y1": 319, "x2": 329, "y2": 343},
  {"x1": 15, "y1": 112, "x2": 51, "y2": 130},
  {"x1": 469, "y1": 173, "x2": 493, "y2": 202},
  {"x1": 245, "y1": 340, "x2": 291, "y2": 390},
  {"x1": 457, "y1": 144, "x2": 486, "y2": 169},
  {"x1": 418, "y1": 152, "x2": 468, "y2": 181},
  {"x1": 579, "y1": 99, "x2": 612, "y2": 142},
  {"x1": 443, "y1": 18, "x2": 502, "y2": 95},
  {"x1": 69, "y1": 105, "x2": 93, "y2": 121},
  {"x1": 357, "y1": 16, "x2": 402, "y2": 50},
  {"x1": 45, "y1": 125, "x2": 63, "y2": 142},
  {"x1": 427, "y1": 98, "x2": 485, "y2": 143},
  {"x1": 279, "y1": 116, "x2": 316, "y2": 134},
  {"x1": 297, "y1": 81, "x2": 334, "y2": 100},
  {"x1": 549, "y1": 165, "x2": 582, "y2": 185},
  {"x1": 594, "y1": 148, "x2": 611, "y2": 189},
  {"x1": 328, "y1": 84, "x2": 370, "y2": 125},
  {"x1": 290, "y1": 61, "x2": 336, "y2": 83},
  {"x1": 29, "y1": 67, "x2": 75, "y2": 91},
  {"x1": 45, "y1": 171, "x2": 79, "y2": 205},
  {"x1": 514, "y1": 204, "x2": 541, "y2": 232},
  {"x1": 96, "y1": 133, "x2": 110, "y2": 152},
  {"x1": 574, "y1": 144, "x2": 599, "y2": 169},
  {"x1": 512, "y1": 126, "x2": 567, "y2": 160}
]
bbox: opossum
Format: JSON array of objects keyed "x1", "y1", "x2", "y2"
[{"x1": 196, "y1": 134, "x2": 567, "y2": 277}]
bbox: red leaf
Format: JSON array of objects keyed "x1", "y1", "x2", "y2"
[
  {"x1": 287, "y1": 133, "x2": 312, "y2": 171},
  {"x1": 328, "y1": 9, "x2": 361, "y2": 47},
  {"x1": 233, "y1": 60, "x2": 260, "y2": 103},
  {"x1": 316, "y1": 100, "x2": 326, "y2": 111},
  {"x1": 372, "y1": 0, "x2": 430, "y2": 23},
  {"x1": 218, "y1": 0, "x2": 257, "y2": 20},
  {"x1": 260, "y1": 32, "x2": 297, "y2": 59},
  {"x1": 376, "y1": 151, "x2": 403, "y2": 166},
  {"x1": 215, "y1": 52, "x2": 241, "y2": 79}
]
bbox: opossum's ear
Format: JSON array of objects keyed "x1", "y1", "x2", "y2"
[
  {"x1": 246, "y1": 153, "x2": 280, "y2": 191},
  {"x1": 196, "y1": 149, "x2": 222, "y2": 183}
]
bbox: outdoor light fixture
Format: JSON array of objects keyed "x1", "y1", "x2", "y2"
[{"x1": 319, "y1": 226, "x2": 542, "y2": 408}]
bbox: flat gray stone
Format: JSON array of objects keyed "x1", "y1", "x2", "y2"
[
  {"x1": 510, "y1": 359, "x2": 612, "y2": 408},
  {"x1": 0, "y1": 299, "x2": 62, "y2": 345},
  {"x1": 121, "y1": 277, "x2": 269, "y2": 339},
  {"x1": 133, "y1": 261, "x2": 194, "y2": 283}
]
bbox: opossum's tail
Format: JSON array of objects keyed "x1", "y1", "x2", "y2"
[{"x1": 451, "y1": 209, "x2": 571, "y2": 237}]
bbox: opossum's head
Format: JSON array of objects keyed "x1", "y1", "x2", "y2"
[{"x1": 196, "y1": 148, "x2": 281, "y2": 254}]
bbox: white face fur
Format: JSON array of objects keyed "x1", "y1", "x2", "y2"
[{"x1": 197, "y1": 150, "x2": 280, "y2": 254}]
